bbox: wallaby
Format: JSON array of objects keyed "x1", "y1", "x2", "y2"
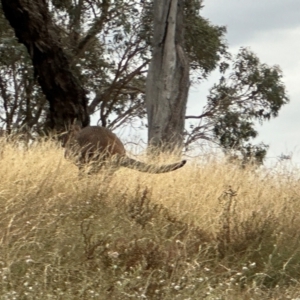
[{"x1": 62, "y1": 125, "x2": 186, "y2": 174}]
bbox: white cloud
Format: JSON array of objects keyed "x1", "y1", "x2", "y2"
[{"x1": 202, "y1": 0, "x2": 300, "y2": 46}]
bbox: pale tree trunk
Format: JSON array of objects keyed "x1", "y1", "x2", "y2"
[{"x1": 145, "y1": 0, "x2": 189, "y2": 152}]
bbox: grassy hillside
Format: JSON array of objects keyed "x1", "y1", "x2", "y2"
[{"x1": 1, "y1": 140, "x2": 300, "y2": 299}]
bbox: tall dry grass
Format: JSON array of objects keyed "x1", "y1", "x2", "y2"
[{"x1": 1, "y1": 139, "x2": 300, "y2": 299}]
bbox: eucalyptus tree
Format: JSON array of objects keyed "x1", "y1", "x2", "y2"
[
  {"x1": 185, "y1": 48, "x2": 289, "y2": 164},
  {"x1": 0, "y1": 0, "x2": 226, "y2": 132},
  {"x1": 0, "y1": 0, "x2": 152, "y2": 132},
  {"x1": 0, "y1": 8, "x2": 47, "y2": 134},
  {"x1": 145, "y1": 0, "x2": 189, "y2": 151},
  {"x1": 0, "y1": 0, "x2": 289, "y2": 164},
  {"x1": 1, "y1": 0, "x2": 90, "y2": 132}
]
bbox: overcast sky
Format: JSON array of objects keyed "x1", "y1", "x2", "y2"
[{"x1": 188, "y1": 0, "x2": 300, "y2": 165}]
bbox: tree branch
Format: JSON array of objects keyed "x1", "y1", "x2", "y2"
[{"x1": 185, "y1": 111, "x2": 213, "y2": 119}]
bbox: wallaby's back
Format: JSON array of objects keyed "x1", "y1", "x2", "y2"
[
  {"x1": 76, "y1": 126, "x2": 126, "y2": 160},
  {"x1": 64, "y1": 125, "x2": 186, "y2": 174}
]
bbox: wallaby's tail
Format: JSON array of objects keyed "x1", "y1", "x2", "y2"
[{"x1": 118, "y1": 156, "x2": 186, "y2": 174}]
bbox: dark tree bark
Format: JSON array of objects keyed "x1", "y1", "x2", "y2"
[
  {"x1": 145, "y1": 0, "x2": 189, "y2": 152},
  {"x1": 1, "y1": 0, "x2": 90, "y2": 132}
]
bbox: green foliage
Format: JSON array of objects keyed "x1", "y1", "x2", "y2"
[
  {"x1": 184, "y1": 1, "x2": 229, "y2": 80},
  {"x1": 0, "y1": 0, "x2": 227, "y2": 132},
  {"x1": 189, "y1": 48, "x2": 289, "y2": 164}
]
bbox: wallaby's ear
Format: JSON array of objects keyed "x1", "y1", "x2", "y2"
[
  {"x1": 69, "y1": 119, "x2": 82, "y2": 134},
  {"x1": 70, "y1": 123, "x2": 82, "y2": 133},
  {"x1": 60, "y1": 122, "x2": 82, "y2": 147}
]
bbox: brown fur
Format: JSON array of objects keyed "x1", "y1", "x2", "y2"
[{"x1": 63, "y1": 125, "x2": 186, "y2": 174}]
